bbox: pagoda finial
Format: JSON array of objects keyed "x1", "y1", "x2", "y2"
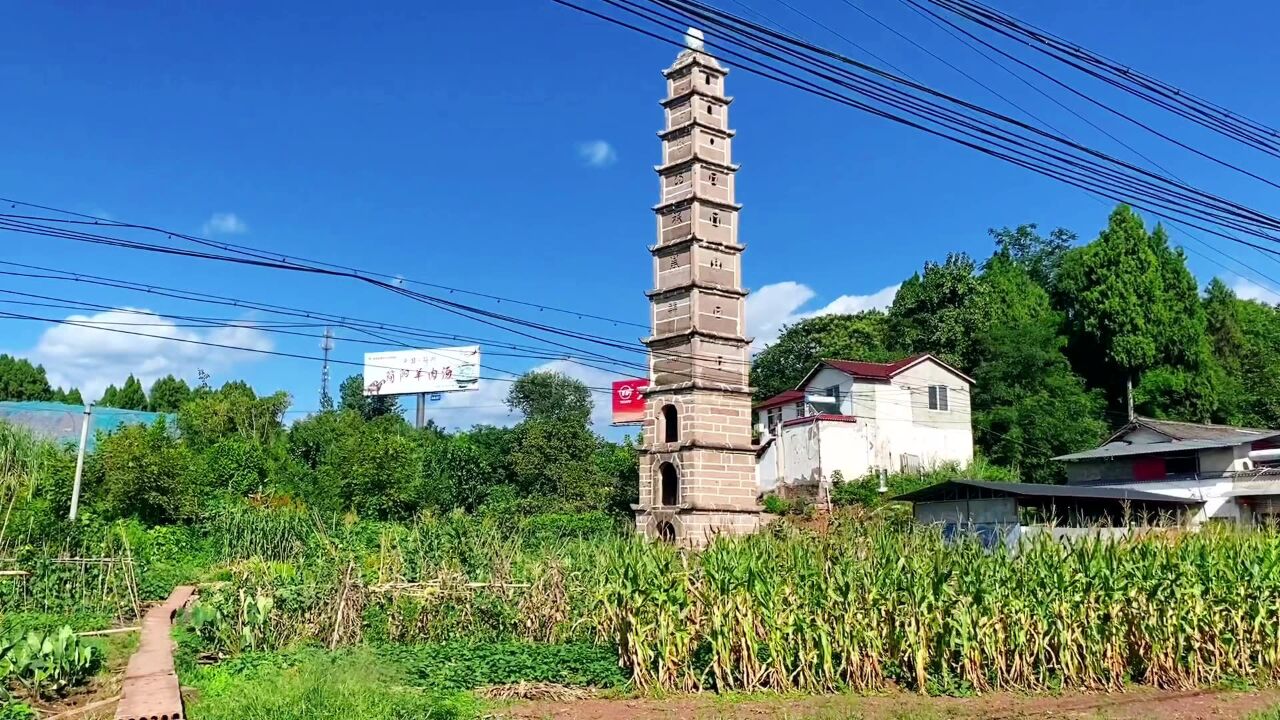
[{"x1": 684, "y1": 27, "x2": 705, "y2": 51}]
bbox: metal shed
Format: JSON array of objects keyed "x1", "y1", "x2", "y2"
[{"x1": 894, "y1": 479, "x2": 1204, "y2": 527}]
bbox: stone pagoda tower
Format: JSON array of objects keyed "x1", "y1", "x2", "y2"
[{"x1": 635, "y1": 30, "x2": 762, "y2": 546}]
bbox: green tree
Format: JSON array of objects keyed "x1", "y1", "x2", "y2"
[
  {"x1": 98, "y1": 384, "x2": 121, "y2": 407},
  {"x1": 0, "y1": 354, "x2": 54, "y2": 401},
  {"x1": 972, "y1": 256, "x2": 1107, "y2": 482},
  {"x1": 988, "y1": 223, "x2": 1075, "y2": 290},
  {"x1": 506, "y1": 371, "x2": 592, "y2": 424},
  {"x1": 315, "y1": 415, "x2": 424, "y2": 519},
  {"x1": 62, "y1": 388, "x2": 83, "y2": 406},
  {"x1": 112, "y1": 374, "x2": 148, "y2": 410},
  {"x1": 338, "y1": 374, "x2": 401, "y2": 421},
  {"x1": 750, "y1": 312, "x2": 893, "y2": 400},
  {"x1": 887, "y1": 252, "x2": 992, "y2": 371},
  {"x1": 1057, "y1": 205, "x2": 1167, "y2": 413},
  {"x1": 148, "y1": 375, "x2": 192, "y2": 412},
  {"x1": 89, "y1": 418, "x2": 195, "y2": 523},
  {"x1": 177, "y1": 381, "x2": 290, "y2": 451},
  {"x1": 509, "y1": 419, "x2": 605, "y2": 508},
  {"x1": 1059, "y1": 207, "x2": 1220, "y2": 421}
]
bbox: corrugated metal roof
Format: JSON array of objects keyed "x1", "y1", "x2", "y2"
[
  {"x1": 0, "y1": 401, "x2": 176, "y2": 450},
  {"x1": 1052, "y1": 438, "x2": 1257, "y2": 461},
  {"x1": 1122, "y1": 417, "x2": 1278, "y2": 443},
  {"x1": 893, "y1": 479, "x2": 1204, "y2": 506}
]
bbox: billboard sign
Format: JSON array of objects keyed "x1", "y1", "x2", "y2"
[
  {"x1": 611, "y1": 379, "x2": 648, "y2": 425},
  {"x1": 363, "y1": 345, "x2": 481, "y2": 396}
]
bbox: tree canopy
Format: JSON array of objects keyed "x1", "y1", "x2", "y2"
[{"x1": 750, "y1": 203, "x2": 1280, "y2": 483}]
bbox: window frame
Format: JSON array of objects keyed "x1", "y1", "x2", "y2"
[{"x1": 928, "y1": 384, "x2": 950, "y2": 412}]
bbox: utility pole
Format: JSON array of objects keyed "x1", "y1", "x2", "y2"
[
  {"x1": 319, "y1": 327, "x2": 334, "y2": 410},
  {"x1": 1126, "y1": 375, "x2": 1135, "y2": 423},
  {"x1": 69, "y1": 402, "x2": 93, "y2": 520},
  {"x1": 416, "y1": 393, "x2": 426, "y2": 429}
]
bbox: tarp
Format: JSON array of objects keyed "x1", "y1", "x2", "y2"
[{"x1": 0, "y1": 401, "x2": 177, "y2": 450}]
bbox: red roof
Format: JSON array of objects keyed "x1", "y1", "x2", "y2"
[
  {"x1": 813, "y1": 353, "x2": 975, "y2": 385},
  {"x1": 823, "y1": 355, "x2": 927, "y2": 380},
  {"x1": 753, "y1": 390, "x2": 804, "y2": 411}
]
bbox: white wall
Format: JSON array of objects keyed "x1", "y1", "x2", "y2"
[{"x1": 754, "y1": 357, "x2": 975, "y2": 493}]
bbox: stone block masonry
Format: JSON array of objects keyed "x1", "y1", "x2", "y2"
[{"x1": 635, "y1": 31, "x2": 762, "y2": 547}]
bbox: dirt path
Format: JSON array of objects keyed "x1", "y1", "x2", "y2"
[{"x1": 497, "y1": 687, "x2": 1280, "y2": 719}]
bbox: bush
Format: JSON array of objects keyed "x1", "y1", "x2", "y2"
[
  {"x1": 761, "y1": 495, "x2": 791, "y2": 515},
  {"x1": 830, "y1": 459, "x2": 1017, "y2": 508},
  {"x1": 0, "y1": 626, "x2": 101, "y2": 698},
  {"x1": 382, "y1": 641, "x2": 626, "y2": 691}
]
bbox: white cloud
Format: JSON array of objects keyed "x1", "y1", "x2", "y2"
[
  {"x1": 201, "y1": 212, "x2": 248, "y2": 236},
  {"x1": 746, "y1": 281, "x2": 901, "y2": 351},
  {"x1": 1232, "y1": 277, "x2": 1280, "y2": 306},
  {"x1": 24, "y1": 309, "x2": 273, "y2": 402},
  {"x1": 576, "y1": 140, "x2": 617, "y2": 168},
  {"x1": 429, "y1": 358, "x2": 619, "y2": 432}
]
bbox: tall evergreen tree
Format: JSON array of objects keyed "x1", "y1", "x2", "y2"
[
  {"x1": 0, "y1": 354, "x2": 54, "y2": 401},
  {"x1": 148, "y1": 374, "x2": 193, "y2": 412},
  {"x1": 973, "y1": 256, "x2": 1107, "y2": 482},
  {"x1": 99, "y1": 384, "x2": 121, "y2": 407},
  {"x1": 115, "y1": 374, "x2": 148, "y2": 411}
]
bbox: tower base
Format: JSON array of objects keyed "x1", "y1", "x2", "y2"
[{"x1": 635, "y1": 507, "x2": 763, "y2": 548}]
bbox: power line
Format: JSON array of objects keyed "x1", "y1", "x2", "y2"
[
  {"x1": 924, "y1": 0, "x2": 1280, "y2": 155},
  {"x1": 548, "y1": 0, "x2": 1280, "y2": 267},
  {"x1": 832, "y1": 0, "x2": 1280, "y2": 293},
  {"x1": 0, "y1": 309, "x2": 621, "y2": 396},
  {"x1": 0, "y1": 197, "x2": 649, "y2": 330},
  {"x1": 591, "y1": 0, "x2": 1280, "y2": 243},
  {"x1": 0, "y1": 262, "x2": 653, "y2": 375}
]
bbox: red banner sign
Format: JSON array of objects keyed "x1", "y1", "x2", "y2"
[{"x1": 611, "y1": 379, "x2": 648, "y2": 425}]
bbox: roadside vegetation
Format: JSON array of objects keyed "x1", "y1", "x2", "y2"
[{"x1": 4, "y1": 204, "x2": 1280, "y2": 717}]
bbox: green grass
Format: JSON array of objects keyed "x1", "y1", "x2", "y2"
[{"x1": 182, "y1": 647, "x2": 478, "y2": 720}]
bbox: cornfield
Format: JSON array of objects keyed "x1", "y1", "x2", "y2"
[{"x1": 598, "y1": 522, "x2": 1280, "y2": 693}]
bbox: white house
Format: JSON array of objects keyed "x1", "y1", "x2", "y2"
[
  {"x1": 1054, "y1": 417, "x2": 1280, "y2": 524},
  {"x1": 754, "y1": 354, "x2": 975, "y2": 496}
]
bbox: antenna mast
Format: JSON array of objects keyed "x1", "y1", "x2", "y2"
[{"x1": 319, "y1": 327, "x2": 335, "y2": 409}]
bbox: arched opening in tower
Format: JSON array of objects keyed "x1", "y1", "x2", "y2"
[
  {"x1": 659, "y1": 462, "x2": 680, "y2": 506},
  {"x1": 656, "y1": 520, "x2": 676, "y2": 543},
  {"x1": 661, "y1": 404, "x2": 679, "y2": 443}
]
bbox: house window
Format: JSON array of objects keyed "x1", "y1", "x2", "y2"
[
  {"x1": 709, "y1": 172, "x2": 718, "y2": 186},
  {"x1": 928, "y1": 385, "x2": 949, "y2": 411},
  {"x1": 794, "y1": 401, "x2": 806, "y2": 418},
  {"x1": 825, "y1": 384, "x2": 842, "y2": 406},
  {"x1": 1164, "y1": 452, "x2": 1199, "y2": 477},
  {"x1": 709, "y1": 137, "x2": 716, "y2": 145},
  {"x1": 706, "y1": 103, "x2": 714, "y2": 113},
  {"x1": 766, "y1": 407, "x2": 782, "y2": 430},
  {"x1": 711, "y1": 212, "x2": 720, "y2": 227},
  {"x1": 704, "y1": 72, "x2": 713, "y2": 85}
]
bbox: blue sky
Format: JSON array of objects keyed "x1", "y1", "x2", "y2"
[{"x1": 2, "y1": 0, "x2": 1278, "y2": 432}]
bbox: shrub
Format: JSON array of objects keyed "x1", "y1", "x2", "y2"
[
  {"x1": 0, "y1": 626, "x2": 101, "y2": 698},
  {"x1": 383, "y1": 641, "x2": 626, "y2": 691},
  {"x1": 761, "y1": 495, "x2": 791, "y2": 515}
]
